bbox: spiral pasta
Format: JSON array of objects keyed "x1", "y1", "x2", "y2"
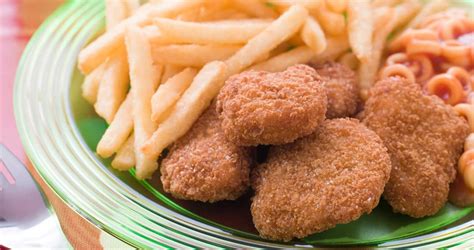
[
  {"x1": 454, "y1": 108, "x2": 474, "y2": 190},
  {"x1": 426, "y1": 67, "x2": 472, "y2": 105}
]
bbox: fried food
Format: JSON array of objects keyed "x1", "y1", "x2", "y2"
[
  {"x1": 251, "y1": 119, "x2": 391, "y2": 241},
  {"x1": 310, "y1": 61, "x2": 360, "y2": 118},
  {"x1": 361, "y1": 77, "x2": 469, "y2": 218},
  {"x1": 217, "y1": 64, "x2": 327, "y2": 146},
  {"x1": 160, "y1": 103, "x2": 253, "y2": 203}
]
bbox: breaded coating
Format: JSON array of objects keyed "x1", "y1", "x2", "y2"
[
  {"x1": 251, "y1": 119, "x2": 391, "y2": 241},
  {"x1": 160, "y1": 104, "x2": 253, "y2": 203},
  {"x1": 310, "y1": 61, "x2": 360, "y2": 119},
  {"x1": 361, "y1": 77, "x2": 469, "y2": 218},
  {"x1": 216, "y1": 64, "x2": 327, "y2": 146}
]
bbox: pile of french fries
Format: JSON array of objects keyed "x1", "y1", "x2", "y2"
[{"x1": 78, "y1": 0, "x2": 447, "y2": 179}]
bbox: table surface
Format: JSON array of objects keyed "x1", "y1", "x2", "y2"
[{"x1": 0, "y1": 0, "x2": 129, "y2": 248}]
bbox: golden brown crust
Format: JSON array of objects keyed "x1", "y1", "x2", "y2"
[
  {"x1": 160, "y1": 104, "x2": 253, "y2": 203},
  {"x1": 361, "y1": 77, "x2": 469, "y2": 218},
  {"x1": 310, "y1": 61, "x2": 360, "y2": 119},
  {"x1": 251, "y1": 119, "x2": 391, "y2": 241},
  {"x1": 216, "y1": 64, "x2": 327, "y2": 146}
]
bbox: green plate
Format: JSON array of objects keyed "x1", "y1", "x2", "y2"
[{"x1": 15, "y1": 0, "x2": 474, "y2": 248}]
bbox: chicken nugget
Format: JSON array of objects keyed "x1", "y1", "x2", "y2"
[
  {"x1": 310, "y1": 61, "x2": 360, "y2": 118},
  {"x1": 216, "y1": 64, "x2": 327, "y2": 146},
  {"x1": 160, "y1": 103, "x2": 253, "y2": 203},
  {"x1": 361, "y1": 77, "x2": 469, "y2": 218},
  {"x1": 251, "y1": 119, "x2": 391, "y2": 241}
]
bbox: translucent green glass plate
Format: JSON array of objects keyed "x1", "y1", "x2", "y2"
[{"x1": 14, "y1": 0, "x2": 474, "y2": 248}]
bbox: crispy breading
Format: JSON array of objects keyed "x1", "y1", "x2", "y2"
[
  {"x1": 217, "y1": 64, "x2": 327, "y2": 146},
  {"x1": 361, "y1": 77, "x2": 469, "y2": 217},
  {"x1": 160, "y1": 103, "x2": 253, "y2": 202},
  {"x1": 310, "y1": 61, "x2": 360, "y2": 118},
  {"x1": 251, "y1": 119, "x2": 391, "y2": 241}
]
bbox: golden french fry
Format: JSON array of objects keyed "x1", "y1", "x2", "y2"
[
  {"x1": 105, "y1": 0, "x2": 129, "y2": 30},
  {"x1": 111, "y1": 133, "x2": 135, "y2": 170},
  {"x1": 393, "y1": 0, "x2": 422, "y2": 29},
  {"x1": 161, "y1": 65, "x2": 185, "y2": 84},
  {"x1": 123, "y1": 0, "x2": 140, "y2": 14},
  {"x1": 348, "y1": 0, "x2": 373, "y2": 61},
  {"x1": 153, "y1": 18, "x2": 271, "y2": 45},
  {"x1": 94, "y1": 49, "x2": 129, "y2": 124},
  {"x1": 232, "y1": 0, "x2": 278, "y2": 18},
  {"x1": 301, "y1": 16, "x2": 327, "y2": 55},
  {"x1": 125, "y1": 26, "x2": 161, "y2": 179},
  {"x1": 175, "y1": 7, "x2": 202, "y2": 21},
  {"x1": 151, "y1": 68, "x2": 198, "y2": 123},
  {"x1": 310, "y1": 35, "x2": 350, "y2": 64},
  {"x1": 267, "y1": 0, "x2": 322, "y2": 12},
  {"x1": 337, "y1": 52, "x2": 359, "y2": 70},
  {"x1": 203, "y1": 8, "x2": 251, "y2": 21},
  {"x1": 314, "y1": 5, "x2": 346, "y2": 36},
  {"x1": 176, "y1": 1, "x2": 229, "y2": 21},
  {"x1": 152, "y1": 44, "x2": 241, "y2": 67},
  {"x1": 250, "y1": 46, "x2": 315, "y2": 72},
  {"x1": 359, "y1": 7, "x2": 398, "y2": 100},
  {"x1": 97, "y1": 93, "x2": 133, "y2": 158},
  {"x1": 325, "y1": 0, "x2": 347, "y2": 13},
  {"x1": 143, "y1": 25, "x2": 176, "y2": 45},
  {"x1": 78, "y1": 0, "x2": 204, "y2": 74},
  {"x1": 371, "y1": 0, "x2": 400, "y2": 8},
  {"x1": 225, "y1": 5, "x2": 308, "y2": 75},
  {"x1": 82, "y1": 63, "x2": 106, "y2": 104},
  {"x1": 406, "y1": 0, "x2": 449, "y2": 29},
  {"x1": 142, "y1": 61, "x2": 227, "y2": 160}
]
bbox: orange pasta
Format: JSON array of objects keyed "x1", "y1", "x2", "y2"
[{"x1": 379, "y1": 64, "x2": 416, "y2": 83}]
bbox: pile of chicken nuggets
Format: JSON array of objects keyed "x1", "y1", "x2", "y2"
[{"x1": 160, "y1": 62, "x2": 469, "y2": 241}]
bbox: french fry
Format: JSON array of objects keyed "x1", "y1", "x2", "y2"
[
  {"x1": 142, "y1": 61, "x2": 227, "y2": 160},
  {"x1": 176, "y1": 7, "x2": 203, "y2": 21},
  {"x1": 177, "y1": 1, "x2": 230, "y2": 21},
  {"x1": 310, "y1": 35, "x2": 350, "y2": 64},
  {"x1": 325, "y1": 0, "x2": 347, "y2": 13},
  {"x1": 125, "y1": 26, "x2": 161, "y2": 179},
  {"x1": 250, "y1": 46, "x2": 315, "y2": 72},
  {"x1": 78, "y1": 0, "x2": 204, "y2": 74},
  {"x1": 152, "y1": 44, "x2": 241, "y2": 67},
  {"x1": 111, "y1": 133, "x2": 135, "y2": 170},
  {"x1": 406, "y1": 0, "x2": 449, "y2": 29},
  {"x1": 393, "y1": 0, "x2": 422, "y2": 30},
  {"x1": 314, "y1": 5, "x2": 346, "y2": 36},
  {"x1": 232, "y1": 0, "x2": 278, "y2": 18},
  {"x1": 94, "y1": 49, "x2": 129, "y2": 124},
  {"x1": 371, "y1": 0, "x2": 401, "y2": 8},
  {"x1": 225, "y1": 5, "x2": 308, "y2": 75},
  {"x1": 161, "y1": 65, "x2": 185, "y2": 84},
  {"x1": 97, "y1": 93, "x2": 133, "y2": 158},
  {"x1": 203, "y1": 8, "x2": 251, "y2": 21},
  {"x1": 359, "y1": 7, "x2": 398, "y2": 100},
  {"x1": 143, "y1": 25, "x2": 176, "y2": 45},
  {"x1": 123, "y1": 0, "x2": 140, "y2": 14},
  {"x1": 347, "y1": 0, "x2": 373, "y2": 61},
  {"x1": 267, "y1": 0, "x2": 323, "y2": 12},
  {"x1": 153, "y1": 18, "x2": 271, "y2": 45},
  {"x1": 82, "y1": 63, "x2": 106, "y2": 104},
  {"x1": 151, "y1": 68, "x2": 198, "y2": 123},
  {"x1": 105, "y1": 0, "x2": 129, "y2": 30},
  {"x1": 301, "y1": 16, "x2": 327, "y2": 55}
]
